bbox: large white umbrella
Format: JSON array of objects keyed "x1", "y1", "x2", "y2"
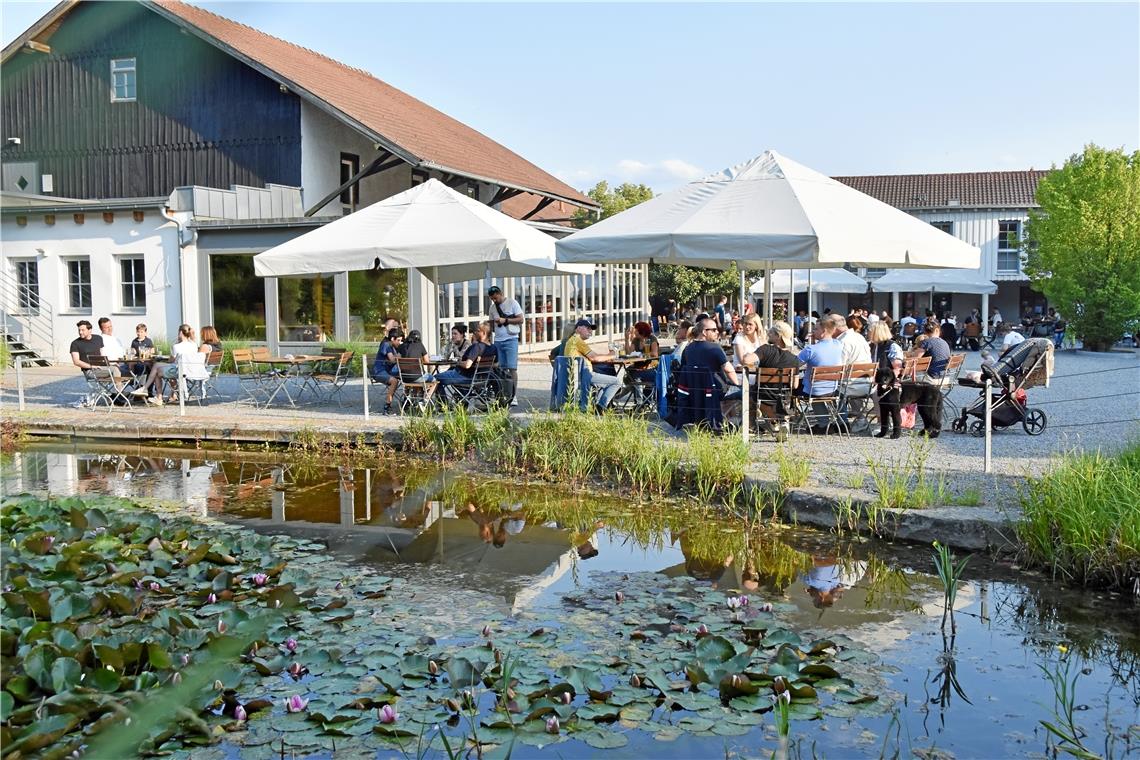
[
  {"x1": 556, "y1": 149, "x2": 980, "y2": 443},
  {"x1": 872, "y1": 268, "x2": 997, "y2": 295},
  {"x1": 750, "y1": 268, "x2": 867, "y2": 295},
  {"x1": 556, "y1": 150, "x2": 981, "y2": 270},
  {"x1": 254, "y1": 178, "x2": 570, "y2": 282}
]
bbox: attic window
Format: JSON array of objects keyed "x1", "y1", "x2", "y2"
[{"x1": 110, "y1": 58, "x2": 136, "y2": 102}]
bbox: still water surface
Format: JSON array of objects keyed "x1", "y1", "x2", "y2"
[{"x1": 3, "y1": 442, "x2": 1137, "y2": 758}]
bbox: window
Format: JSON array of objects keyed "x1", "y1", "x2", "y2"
[
  {"x1": 864, "y1": 268, "x2": 886, "y2": 279},
  {"x1": 930, "y1": 221, "x2": 953, "y2": 234},
  {"x1": 110, "y1": 58, "x2": 136, "y2": 102},
  {"x1": 997, "y1": 220, "x2": 1021, "y2": 272},
  {"x1": 14, "y1": 260, "x2": 40, "y2": 314},
  {"x1": 340, "y1": 153, "x2": 360, "y2": 212},
  {"x1": 119, "y1": 257, "x2": 146, "y2": 309},
  {"x1": 66, "y1": 258, "x2": 92, "y2": 310}
]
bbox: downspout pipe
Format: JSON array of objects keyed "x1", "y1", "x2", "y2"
[{"x1": 160, "y1": 205, "x2": 196, "y2": 325}]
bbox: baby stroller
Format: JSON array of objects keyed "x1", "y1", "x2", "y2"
[{"x1": 951, "y1": 338, "x2": 1053, "y2": 436}]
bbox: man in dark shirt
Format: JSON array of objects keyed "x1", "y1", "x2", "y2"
[
  {"x1": 371, "y1": 329, "x2": 404, "y2": 414},
  {"x1": 683, "y1": 318, "x2": 741, "y2": 390},
  {"x1": 69, "y1": 320, "x2": 124, "y2": 390},
  {"x1": 913, "y1": 321, "x2": 951, "y2": 437}
]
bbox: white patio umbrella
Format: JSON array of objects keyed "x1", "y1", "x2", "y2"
[
  {"x1": 556, "y1": 150, "x2": 981, "y2": 443},
  {"x1": 873, "y1": 267, "x2": 997, "y2": 313},
  {"x1": 254, "y1": 178, "x2": 570, "y2": 281},
  {"x1": 749, "y1": 268, "x2": 868, "y2": 294}
]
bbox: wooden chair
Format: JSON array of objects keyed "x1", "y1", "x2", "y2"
[
  {"x1": 231, "y1": 348, "x2": 269, "y2": 407},
  {"x1": 396, "y1": 356, "x2": 438, "y2": 414},
  {"x1": 841, "y1": 362, "x2": 878, "y2": 433},
  {"x1": 312, "y1": 351, "x2": 354, "y2": 406},
  {"x1": 793, "y1": 364, "x2": 847, "y2": 437},
  {"x1": 752, "y1": 366, "x2": 799, "y2": 436}
]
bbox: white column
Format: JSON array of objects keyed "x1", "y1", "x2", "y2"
[
  {"x1": 981, "y1": 292, "x2": 990, "y2": 335},
  {"x1": 407, "y1": 268, "x2": 440, "y2": 355},
  {"x1": 641, "y1": 264, "x2": 651, "y2": 321},
  {"x1": 264, "y1": 276, "x2": 280, "y2": 354},
  {"x1": 334, "y1": 271, "x2": 349, "y2": 341},
  {"x1": 892, "y1": 291, "x2": 900, "y2": 322}
]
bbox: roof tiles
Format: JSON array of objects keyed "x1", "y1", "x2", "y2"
[{"x1": 833, "y1": 170, "x2": 1048, "y2": 209}]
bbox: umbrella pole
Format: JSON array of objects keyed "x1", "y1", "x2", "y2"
[
  {"x1": 740, "y1": 268, "x2": 749, "y2": 447},
  {"x1": 738, "y1": 267, "x2": 747, "y2": 324},
  {"x1": 362, "y1": 354, "x2": 369, "y2": 419},
  {"x1": 764, "y1": 265, "x2": 773, "y2": 327},
  {"x1": 807, "y1": 270, "x2": 814, "y2": 344}
]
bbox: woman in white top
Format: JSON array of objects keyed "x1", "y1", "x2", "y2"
[
  {"x1": 732, "y1": 313, "x2": 766, "y2": 368},
  {"x1": 131, "y1": 324, "x2": 199, "y2": 404}
]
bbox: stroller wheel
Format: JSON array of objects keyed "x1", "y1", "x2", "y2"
[
  {"x1": 951, "y1": 417, "x2": 966, "y2": 434},
  {"x1": 1023, "y1": 408, "x2": 1047, "y2": 435},
  {"x1": 969, "y1": 420, "x2": 986, "y2": 437}
]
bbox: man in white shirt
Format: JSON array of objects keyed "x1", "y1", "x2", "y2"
[
  {"x1": 97, "y1": 317, "x2": 126, "y2": 361},
  {"x1": 1001, "y1": 325, "x2": 1025, "y2": 351},
  {"x1": 899, "y1": 312, "x2": 917, "y2": 330},
  {"x1": 487, "y1": 285, "x2": 524, "y2": 407},
  {"x1": 830, "y1": 314, "x2": 871, "y2": 364}
]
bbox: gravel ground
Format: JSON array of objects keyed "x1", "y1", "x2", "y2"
[{"x1": 4, "y1": 349, "x2": 1138, "y2": 507}]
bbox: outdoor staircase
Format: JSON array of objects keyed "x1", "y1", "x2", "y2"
[{"x1": 0, "y1": 271, "x2": 54, "y2": 366}]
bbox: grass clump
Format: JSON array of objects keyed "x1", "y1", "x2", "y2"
[
  {"x1": 772, "y1": 446, "x2": 810, "y2": 490},
  {"x1": 866, "y1": 438, "x2": 949, "y2": 510},
  {"x1": 1018, "y1": 443, "x2": 1140, "y2": 590}
]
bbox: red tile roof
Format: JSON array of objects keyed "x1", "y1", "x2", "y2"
[
  {"x1": 500, "y1": 193, "x2": 582, "y2": 226},
  {"x1": 143, "y1": 0, "x2": 594, "y2": 208},
  {"x1": 833, "y1": 170, "x2": 1048, "y2": 210}
]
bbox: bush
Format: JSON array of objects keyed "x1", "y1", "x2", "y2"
[{"x1": 1018, "y1": 442, "x2": 1140, "y2": 589}]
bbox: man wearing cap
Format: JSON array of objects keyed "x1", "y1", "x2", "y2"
[
  {"x1": 487, "y1": 285, "x2": 524, "y2": 407},
  {"x1": 563, "y1": 318, "x2": 621, "y2": 411}
]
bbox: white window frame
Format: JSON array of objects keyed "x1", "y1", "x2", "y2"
[
  {"x1": 64, "y1": 257, "x2": 93, "y2": 312},
  {"x1": 118, "y1": 255, "x2": 146, "y2": 312},
  {"x1": 12, "y1": 258, "x2": 41, "y2": 315},
  {"x1": 110, "y1": 57, "x2": 136, "y2": 103},
  {"x1": 930, "y1": 220, "x2": 954, "y2": 235},
  {"x1": 997, "y1": 220, "x2": 1021, "y2": 273}
]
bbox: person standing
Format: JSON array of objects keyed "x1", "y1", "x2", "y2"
[
  {"x1": 912, "y1": 321, "x2": 951, "y2": 437},
  {"x1": 487, "y1": 285, "x2": 524, "y2": 407},
  {"x1": 714, "y1": 295, "x2": 729, "y2": 336}
]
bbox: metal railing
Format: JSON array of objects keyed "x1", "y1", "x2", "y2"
[{"x1": 0, "y1": 269, "x2": 54, "y2": 363}]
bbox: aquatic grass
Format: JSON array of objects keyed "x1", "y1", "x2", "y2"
[
  {"x1": 867, "y1": 438, "x2": 948, "y2": 511},
  {"x1": 932, "y1": 541, "x2": 970, "y2": 634},
  {"x1": 773, "y1": 446, "x2": 810, "y2": 490},
  {"x1": 1037, "y1": 654, "x2": 1102, "y2": 760},
  {"x1": 1018, "y1": 442, "x2": 1140, "y2": 591}
]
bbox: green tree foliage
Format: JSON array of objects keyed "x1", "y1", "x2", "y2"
[
  {"x1": 1024, "y1": 145, "x2": 1140, "y2": 351},
  {"x1": 572, "y1": 181, "x2": 755, "y2": 308}
]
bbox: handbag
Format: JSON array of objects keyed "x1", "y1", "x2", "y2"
[
  {"x1": 900, "y1": 403, "x2": 918, "y2": 429},
  {"x1": 494, "y1": 302, "x2": 522, "y2": 336}
]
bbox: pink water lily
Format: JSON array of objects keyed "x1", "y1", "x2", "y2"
[
  {"x1": 378, "y1": 704, "x2": 398, "y2": 724},
  {"x1": 545, "y1": 716, "x2": 560, "y2": 735},
  {"x1": 234, "y1": 704, "x2": 247, "y2": 722},
  {"x1": 696, "y1": 623, "x2": 710, "y2": 636},
  {"x1": 148, "y1": 582, "x2": 161, "y2": 592},
  {"x1": 284, "y1": 637, "x2": 298, "y2": 653},
  {"x1": 180, "y1": 654, "x2": 190, "y2": 666},
  {"x1": 560, "y1": 691, "x2": 572, "y2": 705},
  {"x1": 285, "y1": 694, "x2": 308, "y2": 713},
  {"x1": 252, "y1": 573, "x2": 268, "y2": 587},
  {"x1": 758, "y1": 602, "x2": 773, "y2": 613},
  {"x1": 726, "y1": 595, "x2": 750, "y2": 610},
  {"x1": 206, "y1": 593, "x2": 217, "y2": 604},
  {"x1": 287, "y1": 662, "x2": 307, "y2": 679},
  {"x1": 614, "y1": 591, "x2": 624, "y2": 603},
  {"x1": 171, "y1": 672, "x2": 183, "y2": 685},
  {"x1": 216, "y1": 619, "x2": 227, "y2": 634},
  {"x1": 481, "y1": 625, "x2": 492, "y2": 638}
]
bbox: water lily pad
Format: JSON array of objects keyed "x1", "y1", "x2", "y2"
[
  {"x1": 762, "y1": 629, "x2": 803, "y2": 649},
  {"x1": 678, "y1": 715, "x2": 715, "y2": 732},
  {"x1": 579, "y1": 729, "x2": 629, "y2": 749},
  {"x1": 577, "y1": 703, "x2": 620, "y2": 722},
  {"x1": 618, "y1": 704, "x2": 653, "y2": 723}
]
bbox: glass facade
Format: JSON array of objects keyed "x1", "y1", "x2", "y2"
[
  {"x1": 348, "y1": 268, "x2": 407, "y2": 341},
  {"x1": 210, "y1": 255, "x2": 266, "y2": 340},
  {"x1": 278, "y1": 275, "x2": 335, "y2": 342}
]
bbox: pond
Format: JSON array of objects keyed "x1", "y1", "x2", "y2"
[{"x1": 2, "y1": 442, "x2": 1137, "y2": 758}]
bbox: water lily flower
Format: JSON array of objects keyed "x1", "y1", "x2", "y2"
[
  {"x1": 545, "y1": 716, "x2": 560, "y2": 735},
  {"x1": 274, "y1": 599, "x2": 281, "y2": 608},
  {"x1": 696, "y1": 623, "x2": 710, "y2": 636},
  {"x1": 180, "y1": 654, "x2": 190, "y2": 666},
  {"x1": 629, "y1": 674, "x2": 641, "y2": 688},
  {"x1": 148, "y1": 582, "x2": 161, "y2": 592},
  {"x1": 216, "y1": 619, "x2": 227, "y2": 634},
  {"x1": 206, "y1": 593, "x2": 217, "y2": 604},
  {"x1": 234, "y1": 704, "x2": 247, "y2": 722},
  {"x1": 171, "y1": 672, "x2": 183, "y2": 685},
  {"x1": 481, "y1": 625, "x2": 492, "y2": 638},
  {"x1": 285, "y1": 695, "x2": 308, "y2": 713},
  {"x1": 213, "y1": 680, "x2": 224, "y2": 691},
  {"x1": 287, "y1": 662, "x2": 307, "y2": 679},
  {"x1": 284, "y1": 637, "x2": 298, "y2": 653},
  {"x1": 726, "y1": 597, "x2": 742, "y2": 610},
  {"x1": 378, "y1": 704, "x2": 398, "y2": 724},
  {"x1": 1057, "y1": 644, "x2": 1069, "y2": 654},
  {"x1": 560, "y1": 690, "x2": 573, "y2": 704},
  {"x1": 758, "y1": 602, "x2": 773, "y2": 613},
  {"x1": 614, "y1": 591, "x2": 624, "y2": 603},
  {"x1": 252, "y1": 573, "x2": 268, "y2": 587},
  {"x1": 335, "y1": 581, "x2": 343, "y2": 590},
  {"x1": 45, "y1": 536, "x2": 55, "y2": 549},
  {"x1": 428, "y1": 660, "x2": 439, "y2": 676}
]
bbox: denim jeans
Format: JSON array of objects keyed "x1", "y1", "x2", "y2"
[
  {"x1": 591, "y1": 372, "x2": 621, "y2": 409},
  {"x1": 496, "y1": 336, "x2": 519, "y2": 370}
]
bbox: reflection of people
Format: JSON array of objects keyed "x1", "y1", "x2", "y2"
[{"x1": 802, "y1": 557, "x2": 867, "y2": 609}]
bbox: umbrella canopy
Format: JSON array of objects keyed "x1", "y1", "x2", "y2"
[
  {"x1": 750, "y1": 268, "x2": 867, "y2": 295},
  {"x1": 556, "y1": 150, "x2": 980, "y2": 270},
  {"x1": 872, "y1": 268, "x2": 997, "y2": 294},
  {"x1": 254, "y1": 178, "x2": 569, "y2": 281}
]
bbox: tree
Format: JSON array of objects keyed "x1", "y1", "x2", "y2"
[
  {"x1": 573, "y1": 181, "x2": 756, "y2": 310},
  {"x1": 1024, "y1": 145, "x2": 1140, "y2": 351}
]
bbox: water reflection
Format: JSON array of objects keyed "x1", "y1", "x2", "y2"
[{"x1": 3, "y1": 443, "x2": 1138, "y2": 758}]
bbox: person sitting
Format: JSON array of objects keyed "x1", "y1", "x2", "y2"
[
  {"x1": 96, "y1": 317, "x2": 130, "y2": 375},
  {"x1": 833, "y1": 314, "x2": 871, "y2": 365},
  {"x1": 70, "y1": 319, "x2": 126, "y2": 393},
  {"x1": 131, "y1": 324, "x2": 201, "y2": 405},
  {"x1": 796, "y1": 320, "x2": 843, "y2": 398},
  {"x1": 910, "y1": 321, "x2": 951, "y2": 438},
  {"x1": 671, "y1": 319, "x2": 694, "y2": 367},
  {"x1": 562, "y1": 318, "x2": 621, "y2": 411},
  {"x1": 671, "y1": 318, "x2": 742, "y2": 428},
  {"x1": 370, "y1": 328, "x2": 404, "y2": 414},
  {"x1": 434, "y1": 322, "x2": 492, "y2": 400},
  {"x1": 753, "y1": 321, "x2": 801, "y2": 424},
  {"x1": 623, "y1": 321, "x2": 660, "y2": 398},
  {"x1": 399, "y1": 329, "x2": 428, "y2": 362},
  {"x1": 442, "y1": 325, "x2": 471, "y2": 362},
  {"x1": 199, "y1": 325, "x2": 223, "y2": 355},
  {"x1": 732, "y1": 313, "x2": 765, "y2": 374},
  {"x1": 999, "y1": 323, "x2": 1025, "y2": 351}
]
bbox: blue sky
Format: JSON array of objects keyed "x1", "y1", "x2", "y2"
[{"x1": 3, "y1": 1, "x2": 1137, "y2": 192}]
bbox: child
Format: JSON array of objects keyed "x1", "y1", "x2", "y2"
[{"x1": 130, "y1": 324, "x2": 154, "y2": 357}]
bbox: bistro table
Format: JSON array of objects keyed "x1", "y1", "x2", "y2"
[{"x1": 259, "y1": 355, "x2": 327, "y2": 406}]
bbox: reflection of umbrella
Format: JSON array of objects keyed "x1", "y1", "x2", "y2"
[{"x1": 750, "y1": 268, "x2": 867, "y2": 295}]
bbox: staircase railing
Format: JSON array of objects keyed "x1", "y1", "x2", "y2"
[{"x1": 0, "y1": 269, "x2": 55, "y2": 362}]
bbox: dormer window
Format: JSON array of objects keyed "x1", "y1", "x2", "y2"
[{"x1": 110, "y1": 58, "x2": 136, "y2": 102}]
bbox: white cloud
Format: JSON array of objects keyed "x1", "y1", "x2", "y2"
[
  {"x1": 556, "y1": 158, "x2": 706, "y2": 193},
  {"x1": 660, "y1": 159, "x2": 704, "y2": 181}
]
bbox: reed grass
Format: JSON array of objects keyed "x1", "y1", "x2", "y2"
[
  {"x1": 1018, "y1": 442, "x2": 1140, "y2": 590},
  {"x1": 866, "y1": 438, "x2": 949, "y2": 510},
  {"x1": 772, "y1": 446, "x2": 810, "y2": 490}
]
